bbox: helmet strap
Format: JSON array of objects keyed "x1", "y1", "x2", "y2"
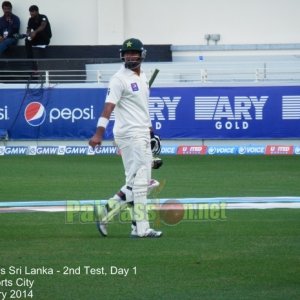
[{"x1": 124, "y1": 60, "x2": 142, "y2": 70}]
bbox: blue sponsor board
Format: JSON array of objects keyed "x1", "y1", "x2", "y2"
[
  {"x1": 294, "y1": 146, "x2": 300, "y2": 155},
  {"x1": 238, "y1": 146, "x2": 265, "y2": 155},
  {"x1": 0, "y1": 88, "x2": 106, "y2": 140},
  {"x1": 0, "y1": 145, "x2": 300, "y2": 155},
  {"x1": 0, "y1": 86, "x2": 300, "y2": 139},
  {"x1": 0, "y1": 146, "x2": 28, "y2": 155},
  {"x1": 149, "y1": 86, "x2": 300, "y2": 139},
  {"x1": 207, "y1": 146, "x2": 238, "y2": 155},
  {"x1": 30, "y1": 146, "x2": 59, "y2": 155},
  {"x1": 160, "y1": 145, "x2": 178, "y2": 155},
  {"x1": 0, "y1": 146, "x2": 119, "y2": 155},
  {"x1": 88, "y1": 146, "x2": 119, "y2": 155},
  {"x1": 59, "y1": 146, "x2": 88, "y2": 155}
]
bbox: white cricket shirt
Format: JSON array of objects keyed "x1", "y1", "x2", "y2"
[{"x1": 105, "y1": 66, "x2": 151, "y2": 138}]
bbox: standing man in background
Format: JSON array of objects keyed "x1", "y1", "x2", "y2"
[
  {"x1": 90, "y1": 38, "x2": 162, "y2": 238},
  {"x1": 25, "y1": 5, "x2": 52, "y2": 68},
  {"x1": 0, "y1": 1, "x2": 20, "y2": 55}
]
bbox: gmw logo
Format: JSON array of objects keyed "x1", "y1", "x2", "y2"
[{"x1": 24, "y1": 102, "x2": 95, "y2": 126}]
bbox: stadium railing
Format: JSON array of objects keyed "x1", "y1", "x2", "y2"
[{"x1": 0, "y1": 56, "x2": 300, "y2": 85}]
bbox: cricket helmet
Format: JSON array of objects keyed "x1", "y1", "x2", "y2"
[{"x1": 120, "y1": 38, "x2": 147, "y2": 69}]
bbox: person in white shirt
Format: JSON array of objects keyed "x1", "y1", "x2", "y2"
[{"x1": 89, "y1": 38, "x2": 162, "y2": 238}]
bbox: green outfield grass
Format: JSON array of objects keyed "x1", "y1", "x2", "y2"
[
  {"x1": 0, "y1": 155, "x2": 300, "y2": 299},
  {"x1": 1, "y1": 155, "x2": 300, "y2": 201}
]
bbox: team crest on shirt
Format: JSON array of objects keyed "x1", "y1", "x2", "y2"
[{"x1": 131, "y1": 82, "x2": 139, "y2": 91}]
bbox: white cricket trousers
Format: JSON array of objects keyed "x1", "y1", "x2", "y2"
[{"x1": 115, "y1": 133, "x2": 152, "y2": 236}]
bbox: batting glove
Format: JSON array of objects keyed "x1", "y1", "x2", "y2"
[{"x1": 150, "y1": 132, "x2": 161, "y2": 155}]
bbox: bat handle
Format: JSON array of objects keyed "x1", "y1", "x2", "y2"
[{"x1": 149, "y1": 68, "x2": 160, "y2": 88}]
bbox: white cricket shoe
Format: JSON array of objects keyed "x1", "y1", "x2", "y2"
[
  {"x1": 144, "y1": 228, "x2": 163, "y2": 238},
  {"x1": 131, "y1": 224, "x2": 138, "y2": 237},
  {"x1": 131, "y1": 226, "x2": 162, "y2": 238},
  {"x1": 94, "y1": 204, "x2": 108, "y2": 237}
]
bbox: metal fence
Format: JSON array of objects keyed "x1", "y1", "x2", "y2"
[{"x1": 1, "y1": 56, "x2": 300, "y2": 85}]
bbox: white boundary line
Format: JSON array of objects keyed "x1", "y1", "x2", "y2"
[{"x1": 1, "y1": 197, "x2": 300, "y2": 213}]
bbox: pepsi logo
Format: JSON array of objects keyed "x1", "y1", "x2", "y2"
[{"x1": 24, "y1": 102, "x2": 46, "y2": 126}]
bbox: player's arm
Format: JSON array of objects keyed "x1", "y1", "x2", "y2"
[
  {"x1": 29, "y1": 18, "x2": 47, "y2": 40},
  {"x1": 89, "y1": 102, "x2": 115, "y2": 148}
]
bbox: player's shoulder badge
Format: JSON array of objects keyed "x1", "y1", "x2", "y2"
[{"x1": 131, "y1": 82, "x2": 139, "y2": 92}]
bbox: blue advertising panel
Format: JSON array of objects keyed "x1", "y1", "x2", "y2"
[
  {"x1": 149, "y1": 86, "x2": 300, "y2": 139},
  {"x1": 0, "y1": 88, "x2": 107, "y2": 140},
  {"x1": 0, "y1": 85, "x2": 299, "y2": 139}
]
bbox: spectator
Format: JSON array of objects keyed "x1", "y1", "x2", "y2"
[
  {"x1": 25, "y1": 4, "x2": 52, "y2": 64},
  {"x1": 0, "y1": 1, "x2": 20, "y2": 55}
]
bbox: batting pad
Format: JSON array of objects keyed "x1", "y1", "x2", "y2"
[{"x1": 133, "y1": 166, "x2": 149, "y2": 236}]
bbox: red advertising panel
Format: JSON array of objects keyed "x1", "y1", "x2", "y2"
[
  {"x1": 265, "y1": 145, "x2": 294, "y2": 155},
  {"x1": 177, "y1": 146, "x2": 207, "y2": 155}
]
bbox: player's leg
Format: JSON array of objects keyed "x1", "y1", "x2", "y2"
[
  {"x1": 94, "y1": 180, "x2": 161, "y2": 237},
  {"x1": 129, "y1": 134, "x2": 162, "y2": 237},
  {"x1": 94, "y1": 136, "x2": 135, "y2": 237},
  {"x1": 94, "y1": 135, "x2": 162, "y2": 238}
]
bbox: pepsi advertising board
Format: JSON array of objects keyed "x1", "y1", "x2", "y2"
[
  {"x1": 0, "y1": 85, "x2": 300, "y2": 139},
  {"x1": 0, "y1": 88, "x2": 107, "y2": 140}
]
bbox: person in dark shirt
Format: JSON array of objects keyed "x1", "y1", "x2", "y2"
[
  {"x1": 0, "y1": 1, "x2": 20, "y2": 55},
  {"x1": 25, "y1": 5, "x2": 52, "y2": 61}
]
